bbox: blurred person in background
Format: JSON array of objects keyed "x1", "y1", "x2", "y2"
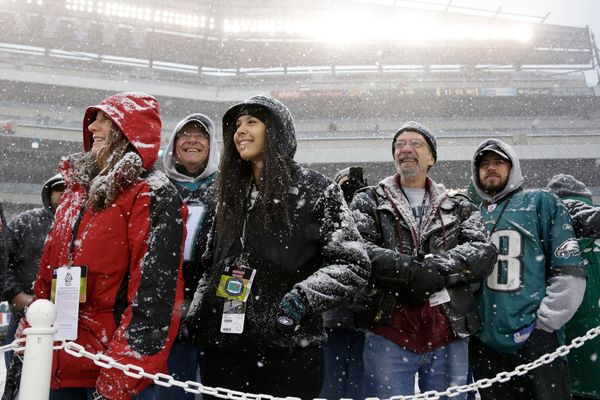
[
  {"x1": 547, "y1": 174, "x2": 600, "y2": 400},
  {"x1": 469, "y1": 140, "x2": 586, "y2": 400},
  {"x1": 0, "y1": 201, "x2": 6, "y2": 397},
  {"x1": 181, "y1": 95, "x2": 370, "y2": 399},
  {"x1": 0, "y1": 200, "x2": 6, "y2": 299},
  {"x1": 351, "y1": 121, "x2": 497, "y2": 399},
  {"x1": 320, "y1": 166, "x2": 368, "y2": 400},
  {"x1": 1, "y1": 173, "x2": 65, "y2": 365},
  {"x1": 6, "y1": 92, "x2": 186, "y2": 400},
  {"x1": 158, "y1": 113, "x2": 220, "y2": 399}
]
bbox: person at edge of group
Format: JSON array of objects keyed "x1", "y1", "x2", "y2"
[
  {"x1": 1, "y1": 174, "x2": 65, "y2": 365},
  {"x1": 469, "y1": 139, "x2": 586, "y2": 400},
  {"x1": 547, "y1": 174, "x2": 600, "y2": 400},
  {"x1": 7, "y1": 92, "x2": 187, "y2": 400},
  {"x1": 350, "y1": 121, "x2": 497, "y2": 399},
  {"x1": 0, "y1": 200, "x2": 6, "y2": 301},
  {"x1": 181, "y1": 95, "x2": 371, "y2": 400},
  {"x1": 157, "y1": 113, "x2": 220, "y2": 400},
  {"x1": 320, "y1": 166, "x2": 368, "y2": 400}
]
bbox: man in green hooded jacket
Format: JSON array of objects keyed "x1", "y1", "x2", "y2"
[{"x1": 547, "y1": 174, "x2": 600, "y2": 400}]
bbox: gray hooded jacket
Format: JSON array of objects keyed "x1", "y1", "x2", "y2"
[
  {"x1": 163, "y1": 113, "x2": 219, "y2": 184},
  {"x1": 163, "y1": 113, "x2": 220, "y2": 313},
  {"x1": 471, "y1": 139, "x2": 586, "y2": 335}
]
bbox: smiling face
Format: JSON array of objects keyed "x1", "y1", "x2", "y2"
[
  {"x1": 393, "y1": 131, "x2": 434, "y2": 185},
  {"x1": 174, "y1": 122, "x2": 210, "y2": 174},
  {"x1": 478, "y1": 151, "x2": 512, "y2": 195},
  {"x1": 233, "y1": 114, "x2": 266, "y2": 163},
  {"x1": 88, "y1": 111, "x2": 114, "y2": 157}
]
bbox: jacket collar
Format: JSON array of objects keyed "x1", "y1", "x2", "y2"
[{"x1": 377, "y1": 174, "x2": 448, "y2": 244}]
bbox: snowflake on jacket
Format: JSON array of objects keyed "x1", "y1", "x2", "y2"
[
  {"x1": 28, "y1": 92, "x2": 186, "y2": 400},
  {"x1": 183, "y1": 164, "x2": 371, "y2": 351},
  {"x1": 350, "y1": 175, "x2": 497, "y2": 339}
]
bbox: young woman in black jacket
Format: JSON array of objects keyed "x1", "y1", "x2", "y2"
[{"x1": 182, "y1": 95, "x2": 370, "y2": 399}]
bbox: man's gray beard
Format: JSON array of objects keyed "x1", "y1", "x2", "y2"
[{"x1": 397, "y1": 163, "x2": 418, "y2": 179}]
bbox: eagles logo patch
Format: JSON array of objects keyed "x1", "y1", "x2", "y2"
[{"x1": 555, "y1": 239, "x2": 581, "y2": 259}]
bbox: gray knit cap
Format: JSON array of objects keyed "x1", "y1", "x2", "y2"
[
  {"x1": 547, "y1": 174, "x2": 592, "y2": 201},
  {"x1": 392, "y1": 121, "x2": 437, "y2": 162}
]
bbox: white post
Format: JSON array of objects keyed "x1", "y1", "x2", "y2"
[{"x1": 18, "y1": 299, "x2": 57, "y2": 400}]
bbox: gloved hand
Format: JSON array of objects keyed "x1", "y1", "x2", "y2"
[
  {"x1": 423, "y1": 256, "x2": 469, "y2": 287},
  {"x1": 405, "y1": 259, "x2": 445, "y2": 305},
  {"x1": 276, "y1": 289, "x2": 309, "y2": 335},
  {"x1": 423, "y1": 255, "x2": 451, "y2": 275},
  {"x1": 92, "y1": 389, "x2": 109, "y2": 400}
]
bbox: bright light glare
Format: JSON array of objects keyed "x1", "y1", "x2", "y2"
[
  {"x1": 221, "y1": 11, "x2": 533, "y2": 44},
  {"x1": 307, "y1": 11, "x2": 533, "y2": 43}
]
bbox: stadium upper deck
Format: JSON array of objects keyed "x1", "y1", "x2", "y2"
[{"x1": 1, "y1": 0, "x2": 599, "y2": 218}]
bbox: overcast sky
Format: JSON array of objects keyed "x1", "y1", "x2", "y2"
[
  {"x1": 450, "y1": 0, "x2": 600, "y2": 35},
  {"x1": 441, "y1": 0, "x2": 599, "y2": 85}
]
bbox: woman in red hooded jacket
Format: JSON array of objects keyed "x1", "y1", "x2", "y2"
[{"x1": 30, "y1": 92, "x2": 186, "y2": 400}]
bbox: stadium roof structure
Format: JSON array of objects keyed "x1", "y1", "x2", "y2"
[
  {"x1": 0, "y1": 0, "x2": 596, "y2": 71},
  {"x1": 0, "y1": 0, "x2": 598, "y2": 108}
]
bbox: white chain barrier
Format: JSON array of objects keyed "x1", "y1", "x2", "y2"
[
  {"x1": 0, "y1": 338, "x2": 26, "y2": 355},
  {"x1": 2, "y1": 300, "x2": 599, "y2": 400}
]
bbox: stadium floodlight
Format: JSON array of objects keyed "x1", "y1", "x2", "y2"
[{"x1": 64, "y1": 0, "x2": 208, "y2": 29}]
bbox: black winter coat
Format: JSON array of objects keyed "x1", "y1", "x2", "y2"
[
  {"x1": 1, "y1": 208, "x2": 53, "y2": 303},
  {"x1": 0, "y1": 201, "x2": 6, "y2": 295},
  {"x1": 561, "y1": 197, "x2": 600, "y2": 239},
  {"x1": 182, "y1": 164, "x2": 371, "y2": 352},
  {"x1": 1, "y1": 174, "x2": 63, "y2": 305},
  {"x1": 351, "y1": 175, "x2": 497, "y2": 338}
]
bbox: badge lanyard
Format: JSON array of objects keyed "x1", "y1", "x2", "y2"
[
  {"x1": 68, "y1": 204, "x2": 87, "y2": 265},
  {"x1": 480, "y1": 196, "x2": 511, "y2": 235},
  {"x1": 219, "y1": 184, "x2": 259, "y2": 335}
]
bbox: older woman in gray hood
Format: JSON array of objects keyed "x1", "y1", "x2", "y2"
[{"x1": 159, "y1": 113, "x2": 220, "y2": 400}]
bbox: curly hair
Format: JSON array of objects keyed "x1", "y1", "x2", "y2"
[
  {"x1": 215, "y1": 110, "x2": 294, "y2": 234},
  {"x1": 87, "y1": 125, "x2": 142, "y2": 210}
]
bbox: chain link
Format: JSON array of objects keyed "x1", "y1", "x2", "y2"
[
  {"x1": 59, "y1": 325, "x2": 599, "y2": 399},
  {"x1": 0, "y1": 337, "x2": 26, "y2": 354}
]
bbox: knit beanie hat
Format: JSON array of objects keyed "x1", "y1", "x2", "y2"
[
  {"x1": 392, "y1": 121, "x2": 437, "y2": 162},
  {"x1": 547, "y1": 174, "x2": 592, "y2": 201}
]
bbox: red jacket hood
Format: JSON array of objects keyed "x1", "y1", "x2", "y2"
[{"x1": 83, "y1": 92, "x2": 161, "y2": 169}]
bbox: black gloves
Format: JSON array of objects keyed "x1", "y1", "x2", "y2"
[
  {"x1": 423, "y1": 255, "x2": 471, "y2": 287},
  {"x1": 403, "y1": 258, "x2": 445, "y2": 305},
  {"x1": 276, "y1": 289, "x2": 309, "y2": 334}
]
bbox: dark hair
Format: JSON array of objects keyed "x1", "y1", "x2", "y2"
[{"x1": 215, "y1": 109, "x2": 294, "y2": 234}]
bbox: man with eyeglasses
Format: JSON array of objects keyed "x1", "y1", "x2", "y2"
[
  {"x1": 469, "y1": 139, "x2": 586, "y2": 400},
  {"x1": 351, "y1": 121, "x2": 497, "y2": 399},
  {"x1": 160, "y1": 114, "x2": 220, "y2": 399}
]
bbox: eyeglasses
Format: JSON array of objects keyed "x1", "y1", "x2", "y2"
[
  {"x1": 479, "y1": 159, "x2": 509, "y2": 169},
  {"x1": 394, "y1": 139, "x2": 427, "y2": 150},
  {"x1": 178, "y1": 131, "x2": 208, "y2": 140}
]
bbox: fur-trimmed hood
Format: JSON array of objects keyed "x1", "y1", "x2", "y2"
[{"x1": 82, "y1": 92, "x2": 161, "y2": 170}]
